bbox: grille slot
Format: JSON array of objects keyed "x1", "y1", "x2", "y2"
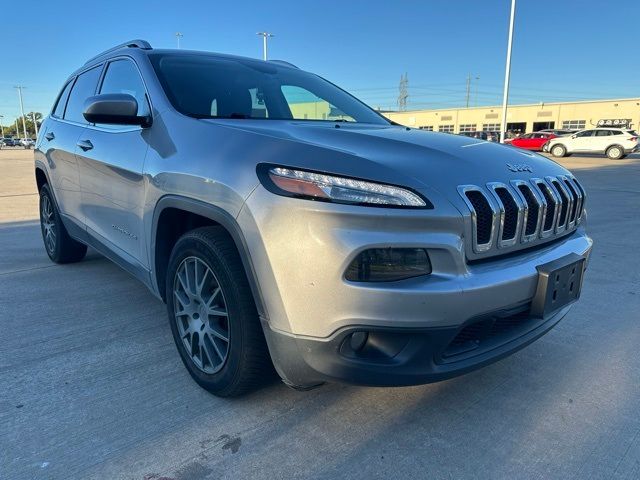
[
  {"x1": 459, "y1": 175, "x2": 585, "y2": 256},
  {"x1": 551, "y1": 180, "x2": 569, "y2": 228},
  {"x1": 494, "y1": 187, "x2": 518, "y2": 240},
  {"x1": 517, "y1": 184, "x2": 540, "y2": 237},
  {"x1": 563, "y1": 179, "x2": 579, "y2": 223},
  {"x1": 536, "y1": 182, "x2": 557, "y2": 232},
  {"x1": 464, "y1": 190, "x2": 494, "y2": 246}
]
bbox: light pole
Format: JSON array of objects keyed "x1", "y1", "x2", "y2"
[
  {"x1": 256, "y1": 32, "x2": 274, "y2": 60},
  {"x1": 175, "y1": 32, "x2": 183, "y2": 49},
  {"x1": 474, "y1": 76, "x2": 480, "y2": 107},
  {"x1": 31, "y1": 112, "x2": 39, "y2": 138},
  {"x1": 14, "y1": 86, "x2": 28, "y2": 139},
  {"x1": 500, "y1": 0, "x2": 516, "y2": 143}
]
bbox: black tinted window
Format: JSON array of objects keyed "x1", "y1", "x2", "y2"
[
  {"x1": 99, "y1": 59, "x2": 150, "y2": 117},
  {"x1": 149, "y1": 53, "x2": 388, "y2": 124},
  {"x1": 576, "y1": 130, "x2": 595, "y2": 137},
  {"x1": 595, "y1": 130, "x2": 611, "y2": 136},
  {"x1": 52, "y1": 80, "x2": 74, "y2": 118},
  {"x1": 64, "y1": 66, "x2": 102, "y2": 124}
]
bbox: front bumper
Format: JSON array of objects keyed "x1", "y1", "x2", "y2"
[
  {"x1": 239, "y1": 185, "x2": 592, "y2": 387},
  {"x1": 263, "y1": 302, "x2": 572, "y2": 388}
]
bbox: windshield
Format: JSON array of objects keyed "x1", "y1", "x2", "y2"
[{"x1": 149, "y1": 53, "x2": 389, "y2": 124}]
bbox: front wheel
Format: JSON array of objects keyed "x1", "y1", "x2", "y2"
[
  {"x1": 166, "y1": 226, "x2": 274, "y2": 397},
  {"x1": 551, "y1": 144, "x2": 567, "y2": 157}
]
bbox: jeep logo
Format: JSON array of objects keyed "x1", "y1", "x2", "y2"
[{"x1": 507, "y1": 163, "x2": 533, "y2": 173}]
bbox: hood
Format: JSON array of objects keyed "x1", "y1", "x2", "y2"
[{"x1": 210, "y1": 120, "x2": 569, "y2": 189}]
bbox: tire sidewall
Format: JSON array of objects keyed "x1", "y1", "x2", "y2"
[
  {"x1": 166, "y1": 236, "x2": 246, "y2": 392},
  {"x1": 606, "y1": 145, "x2": 623, "y2": 159}
]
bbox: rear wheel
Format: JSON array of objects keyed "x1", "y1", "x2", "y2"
[
  {"x1": 550, "y1": 144, "x2": 567, "y2": 157},
  {"x1": 166, "y1": 226, "x2": 274, "y2": 397},
  {"x1": 39, "y1": 184, "x2": 87, "y2": 263},
  {"x1": 606, "y1": 145, "x2": 624, "y2": 160}
]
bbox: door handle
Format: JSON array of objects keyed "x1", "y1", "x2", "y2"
[
  {"x1": 77, "y1": 139, "x2": 93, "y2": 151},
  {"x1": 45, "y1": 132, "x2": 55, "y2": 141}
]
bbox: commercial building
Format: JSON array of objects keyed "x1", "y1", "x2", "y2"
[{"x1": 381, "y1": 97, "x2": 640, "y2": 134}]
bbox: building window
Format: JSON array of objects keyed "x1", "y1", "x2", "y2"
[
  {"x1": 459, "y1": 124, "x2": 477, "y2": 133},
  {"x1": 483, "y1": 123, "x2": 501, "y2": 131},
  {"x1": 438, "y1": 125, "x2": 454, "y2": 133},
  {"x1": 562, "y1": 120, "x2": 586, "y2": 130},
  {"x1": 419, "y1": 126, "x2": 434, "y2": 131}
]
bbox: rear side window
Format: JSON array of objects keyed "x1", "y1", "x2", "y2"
[
  {"x1": 52, "y1": 80, "x2": 74, "y2": 118},
  {"x1": 595, "y1": 130, "x2": 611, "y2": 136},
  {"x1": 99, "y1": 59, "x2": 150, "y2": 117},
  {"x1": 64, "y1": 66, "x2": 102, "y2": 124}
]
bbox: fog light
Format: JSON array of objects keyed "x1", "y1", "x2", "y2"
[{"x1": 345, "y1": 248, "x2": 431, "y2": 282}]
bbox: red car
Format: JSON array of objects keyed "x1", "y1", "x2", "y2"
[{"x1": 508, "y1": 132, "x2": 557, "y2": 151}]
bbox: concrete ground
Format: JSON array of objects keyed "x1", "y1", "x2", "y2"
[{"x1": 1, "y1": 147, "x2": 639, "y2": 480}]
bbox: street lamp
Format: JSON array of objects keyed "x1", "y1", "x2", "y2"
[
  {"x1": 14, "y1": 86, "x2": 28, "y2": 139},
  {"x1": 256, "y1": 32, "x2": 274, "y2": 61},
  {"x1": 500, "y1": 0, "x2": 516, "y2": 143},
  {"x1": 175, "y1": 32, "x2": 183, "y2": 49}
]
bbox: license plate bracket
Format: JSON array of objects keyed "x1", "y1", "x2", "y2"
[{"x1": 531, "y1": 253, "x2": 586, "y2": 318}]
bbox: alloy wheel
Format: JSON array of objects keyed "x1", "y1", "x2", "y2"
[{"x1": 173, "y1": 256, "x2": 230, "y2": 374}]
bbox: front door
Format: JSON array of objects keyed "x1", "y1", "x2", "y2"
[{"x1": 76, "y1": 58, "x2": 151, "y2": 270}]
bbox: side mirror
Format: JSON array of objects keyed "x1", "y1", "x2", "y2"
[
  {"x1": 571, "y1": 134, "x2": 577, "y2": 139},
  {"x1": 83, "y1": 93, "x2": 152, "y2": 128}
]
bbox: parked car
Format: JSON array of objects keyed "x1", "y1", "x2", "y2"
[
  {"x1": 458, "y1": 131, "x2": 499, "y2": 142},
  {"x1": 20, "y1": 138, "x2": 35, "y2": 148},
  {"x1": 545, "y1": 128, "x2": 638, "y2": 159},
  {"x1": 508, "y1": 132, "x2": 557, "y2": 151},
  {"x1": 35, "y1": 40, "x2": 592, "y2": 396},
  {"x1": 2, "y1": 138, "x2": 17, "y2": 147}
]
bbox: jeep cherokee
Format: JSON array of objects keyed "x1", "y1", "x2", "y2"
[{"x1": 35, "y1": 40, "x2": 593, "y2": 396}]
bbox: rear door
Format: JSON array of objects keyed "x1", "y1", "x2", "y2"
[
  {"x1": 40, "y1": 66, "x2": 102, "y2": 230},
  {"x1": 593, "y1": 129, "x2": 613, "y2": 152},
  {"x1": 76, "y1": 57, "x2": 151, "y2": 272}
]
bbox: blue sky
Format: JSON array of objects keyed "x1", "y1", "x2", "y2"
[{"x1": 1, "y1": 0, "x2": 638, "y2": 122}]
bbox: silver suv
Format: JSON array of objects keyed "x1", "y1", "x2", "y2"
[{"x1": 35, "y1": 40, "x2": 593, "y2": 396}]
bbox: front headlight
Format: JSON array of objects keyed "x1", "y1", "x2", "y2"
[{"x1": 257, "y1": 165, "x2": 431, "y2": 208}]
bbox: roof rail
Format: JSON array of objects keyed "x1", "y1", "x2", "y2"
[
  {"x1": 268, "y1": 59, "x2": 299, "y2": 69},
  {"x1": 85, "y1": 39, "x2": 152, "y2": 65}
]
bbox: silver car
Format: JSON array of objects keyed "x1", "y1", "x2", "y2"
[{"x1": 35, "y1": 40, "x2": 592, "y2": 396}]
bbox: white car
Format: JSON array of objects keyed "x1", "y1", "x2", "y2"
[
  {"x1": 19, "y1": 138, "x2": 35, "y2": 149},
  {"x1": 545, "y1": 128, "x2": 638, "y2": 159}
]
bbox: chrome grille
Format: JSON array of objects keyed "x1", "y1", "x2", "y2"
[{"x1": 459, "y1": 176, "x2": 586, "y2": 254}]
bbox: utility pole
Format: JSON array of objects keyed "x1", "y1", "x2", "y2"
[
  {"x1": 256, "y1": 32, "x2": 274, "y2": 60},
  {"x1": 398, "y1": 73, "x2": 408, "y2": 111},
  {"x1": 31, "y1": 112, "x2": 39, "y2": 137},
  {"x1": 500, "y1": 0, "x2": 516, "y2": 143},
  {"x1": 465, "y1": 74, "x2": 471, "y2": 108},
  {"x1": 14, "y1": 86, "x2": 28, "y2": 139},
  {"x1": 175, "y1": 32, "x2": 183, "y2": 49}
]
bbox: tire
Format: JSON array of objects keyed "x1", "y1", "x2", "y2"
[
  {"x1": 606, "y1": 145, "x2": 624, "y2": 160},
  {"x1": 550, "y1": 144, "x2": 567, "y2": 157},
  {"x1": 39, "y1": 184, "x2": 87, "y2": 264},
  {"x1": 165, "y1": 226, "x2": 274, "y2": 397}
]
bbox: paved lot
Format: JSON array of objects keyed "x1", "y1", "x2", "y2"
[{"x1": 1, "y1": 148, "x2": 639, "y2": 480}]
